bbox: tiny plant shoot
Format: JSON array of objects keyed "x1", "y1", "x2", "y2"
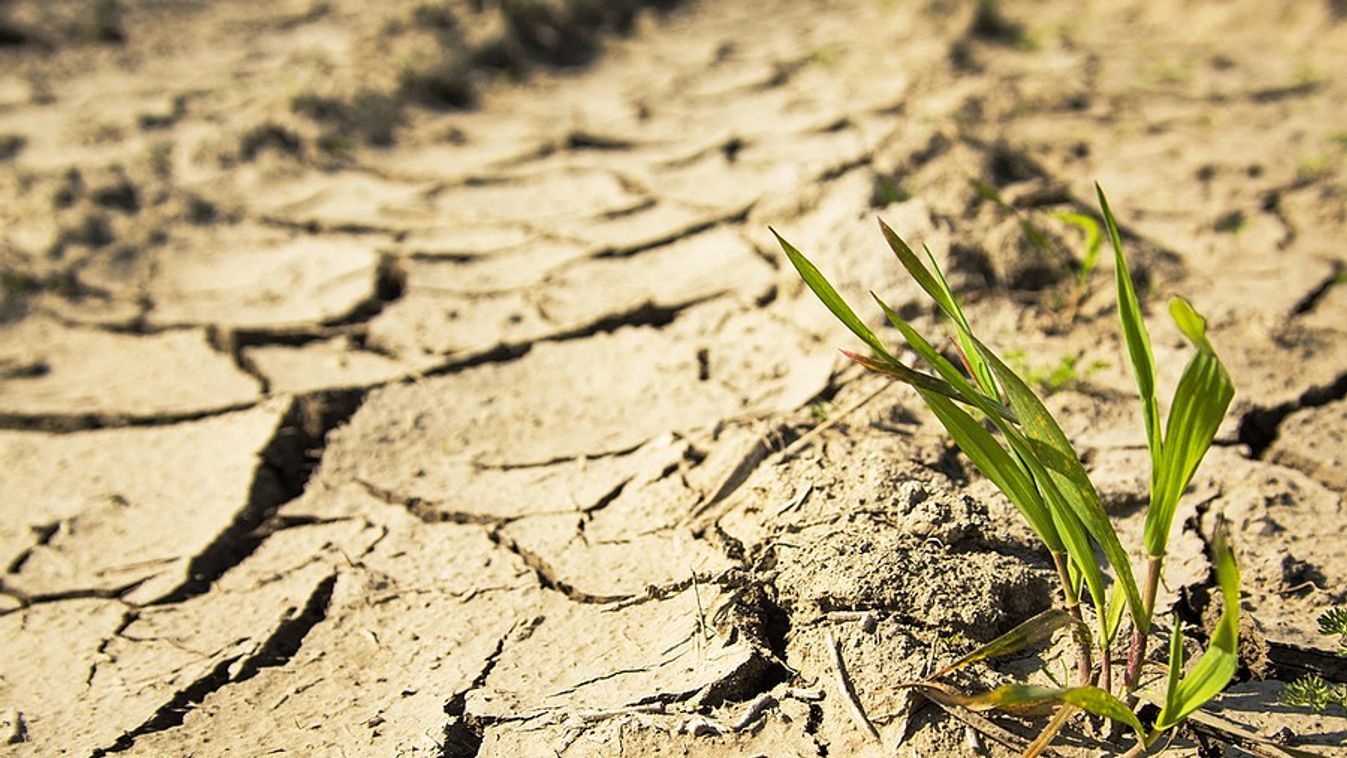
[{"x1": 772, "y1": 185, "x2": 1238, "y2": 754}]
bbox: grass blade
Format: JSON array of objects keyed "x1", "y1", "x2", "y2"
[
  {"x1": 772, "y1": 228, "x2": 893, "y2": 361},
  {"x1": 922, "y1": 391, "x2": 1060, "y2": 551},
  {"x1": 877, "y1": 219, "x2": 998, "y2": 395},
  {"x1": 934, "y1": 683, "x2": 1144, "y2": 740},
  {"x1": 868, "y1": 291, "x2": 1020, "y2": 418},
  {"x1": 1142, "y1": 297, "x2": 1234, "y2": 557},
  {"x1": 973, "y1": 338, "x2": 1144, "y2": 627},
  {"x1": 1098, "y1": 185, "x2": 1162, "y2": 483},
  {"x1": 871, "y1": 294, "x2": 1109, "y2": 618},
  {"x1": 870, "y1": 295, "x2": 1108, "y2": 598},
  {"x1": 933, "y1": 608, "x2": 1080, "y2": 679},
  {"x1": 1104, "y1": 582, "x2": 1129, "y2": 647},
  {"x1": 1036, "y1": 465, "x2": 1110, "y2": 626},
  {"x1": 922, "y1": 242, "x2": 999, "y2": 396},
  {"x1": 1058, "y1": 687, "x2": 1145, "y2": 741},
  {"x1": 773, "y1": 228, "x2": 1018, "y2": 420},
  {"x1": 840, "y1": 350, "x2": 981, "y2": 408},
  {"x1": 1162, "y1": 614, "x2": 1185, "y2": 720},
  {"x1": 875, "y1": 283, "x2": 1131, "y2": 648},
  {"x1": 1154, "y1": 527, "x2": 1240, "y2": 732},
  {"x1": 1053, "y1": 210, "x2": 1103, "y2": 285}
]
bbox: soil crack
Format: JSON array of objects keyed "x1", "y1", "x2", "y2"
[
  {"x1": 231, "y1": 573, "x2": 338, "y2": 682},
  {"x1": 90, "y1": 654, "x2": 245, "y2": 756},
  {"x1": 150, "y1": 392, "x2": 364, "y2": 605},
  {"x1": 486, "y1": 526, "x2": 631, "y2": 605},
  {"x1": 0, "y1": 401, "x2": 264, "y2": 434},
  {"x1": 91, "y1": 573, "x2": 337, "y2": 755},
  {"x1": 1237, "y1": 368, "x2": 1347, "y2": 458},
  {"x1": 1290, "y1": 261, "x2": 1346, "y2": 316},
  {"x1": 441, "y1": 617, "x2": 544, "y2": 757},
  {"x1": 355, "y1": 478, "x2": 509, "y2": 525}
]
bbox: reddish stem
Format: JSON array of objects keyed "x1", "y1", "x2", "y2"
[
  {"x1": 1052, "y1": 552, "x2": 1093, "y2": 685},
  {"x1": 1123, "y1": 556, "x2": 1164, "y2": 690}
]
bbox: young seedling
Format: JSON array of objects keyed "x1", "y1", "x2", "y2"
[
  {"x1": 1282, "y1": 674, "x2": 1347, "y2": 714},
  {"x1": 1281, "y1": 606, "x2": 1347, "y2": 714},
  {"x1": 1319, "y1": 606, "x2": 1347, "y2": 656},
  {"x1": 772, "y1": 185, "x2": 1238, "y2": 753}
]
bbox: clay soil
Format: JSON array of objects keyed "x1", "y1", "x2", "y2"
[{"x1": 1, "y1": 0, "x2": 1346, "y2": 755}]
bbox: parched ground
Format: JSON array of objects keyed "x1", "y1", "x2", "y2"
[{"x1": 1, "y1": 0, "x2": 1346, "y2": 755}]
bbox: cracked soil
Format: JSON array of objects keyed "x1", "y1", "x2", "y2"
[{"x1": 1, "y1": 0, "x2": 1347, "y2": 755}]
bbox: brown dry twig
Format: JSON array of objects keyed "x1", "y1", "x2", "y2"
[{"x1": 826, "y1": 628, "x2": 882, "y2": 744}]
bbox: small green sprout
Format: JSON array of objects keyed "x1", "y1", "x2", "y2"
[
  {"x1": 806, "y1": 44, "x2": 843, "y2": 67},
  {"x1": 773, "y1": 185, "x2": 1239, "y2": 753},
  {"x1": 871, "y1": 175, "x2": 910, "y2": 207},
  {"x1": 809, "y1": 401, "x2": 834, "y2": 424},
  {"x1": 1318, "y1": 607, "x2": 1347, "y2": 656},
  {"x1": 1052, "y1": 210, "x2": 1103, "y2": 286},
  {"x1": 1213, "y1": 210, "x2": 1246, "y2": 235},
  {"x1": 1294, "y1": 62, "x2": 1328, "y2": 89},
  {"x1": 1282, "y1": 674, "x2": 1347, "y2": 714},
  {"x1": 1004, "y1": 351, "x2": 1107, "y2": 394},
  {"x1": 1297, "y1": 154, "x2": 1333, "y2": 183},
  {"x1": 974, "y1": 180, "x2": 1106, "y2": 295}
]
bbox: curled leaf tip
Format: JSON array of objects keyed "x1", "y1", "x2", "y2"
[{"x1": 1168, "y1": 296, "x2": 1211, "y2": 346}]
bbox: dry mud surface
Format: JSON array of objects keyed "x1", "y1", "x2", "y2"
[{"x1": 2, "y1": 0, "x2": 1347, "y2": 755}]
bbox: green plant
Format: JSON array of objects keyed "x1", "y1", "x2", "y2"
[
  {"x1": 1052, "y1": 210, "x2": 1103, "y2": 287},
  {"x1": 1297, "y1": 154, "x2": 1333, "y2": 183},
  {"x1": 1318, "y1": 607, "x2": 1347, "y2": 656},
  {"x1": 772, "y1": 185, "x2": 1238, "y2": 753},
  {"x1": 971, "y1": 180, "x2": 1103, "y2": 294},
  {"x1": 1281, "y1": 609, "x2": 1347, "y2": 713},
  {"x1": 1004, "y1": 351, "x2": 1108, "y2": 394},
  {"x1": 1282, "y1": 674, "x2": 1347, "y2": 713},
  {"x1": 1213, "y1": 210, "x2": 1246, "y2": 235}
]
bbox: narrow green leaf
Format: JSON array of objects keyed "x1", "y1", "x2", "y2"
[
  {"x1": 1143, "y1": 297, "x2": 1234, "y2": 557},
  {"x1": 1058, "y1": 687, "x2": 1146, "y2": 741},
  {"x1": 772, "y1": 228, "x2": 893, "y2": 361},
  {"x1": 973, "y1": 338, "x2": 1145, "y2": 627},
  {"x1": 922, "y1": 243, "x2": 998, "y2": 397},
  {"x1": 876, "y1": 220, "x2": 998, "y2": 396},
  {"x1": 773, "y1": 227, "x2": 1020, "y2": 422},
  {"x1": 1162, "y1": 615, "x2": 1185, "y2": 719},
  {"x1": 1104, "y1": 581, "x2": 1129, "y2": 647},
  {"x1": 948, "y1": 684, "x2": 1145, "y2": 740},
  {"x1": 1168, "y1": 296, "x2": 1212, "y2": 350},
  {"x1": 1154, "y1": 529, "x2": 1241, "y2": 732},
  {"x1": 1098, "y1": 185, "x2": 1162, "y2": 487},
  {"x1": 921, "y1": 390, "x2": 1061, "y2": 552},
  {"x1": 1053, "y1": 210, "x2": 1103, "y2": 285},
  {"x1": 839, "y1": 350, "x2": 981, "y2": 408},
  {"x1": 873, "y1": 312, "x2": 1106, "y2": 620},
  {"x1": 872, "y1": 295, "x2": 1107, "y2": 615},
  {"x1": 868, "y1": 293, "x2": 1016, "y2": 421},
  {"x1": 870, "y1": 295, "x2": 1066, "y2": 556},
  {"x1": 878, "y1": 218, "x2": 951, "y2": 316},
  {"x1": 1037, "y1": 467, "x2": 1110, "y2": 624},
  {"x1": 933, "y1": 609, "x2": 1080, "y2": 679}
]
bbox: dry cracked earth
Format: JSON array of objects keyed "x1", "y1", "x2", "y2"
[{"x1": 1, "y1": 0, "x2": 1347, "y2": 755}]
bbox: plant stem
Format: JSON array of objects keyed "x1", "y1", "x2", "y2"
[
  {"x1": 1051, "y1": 552, "x2": 1093, "y2": 685},
  {"x1": 1117, "y1": 736, "x2": 1152, "y2": 758},
  {"x1": 1100, "y1": 648, "x2": 1112, "y2": 695},
  {"x1": 1123, "y1": 555, "x2": 1164, "y2": 690}
]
